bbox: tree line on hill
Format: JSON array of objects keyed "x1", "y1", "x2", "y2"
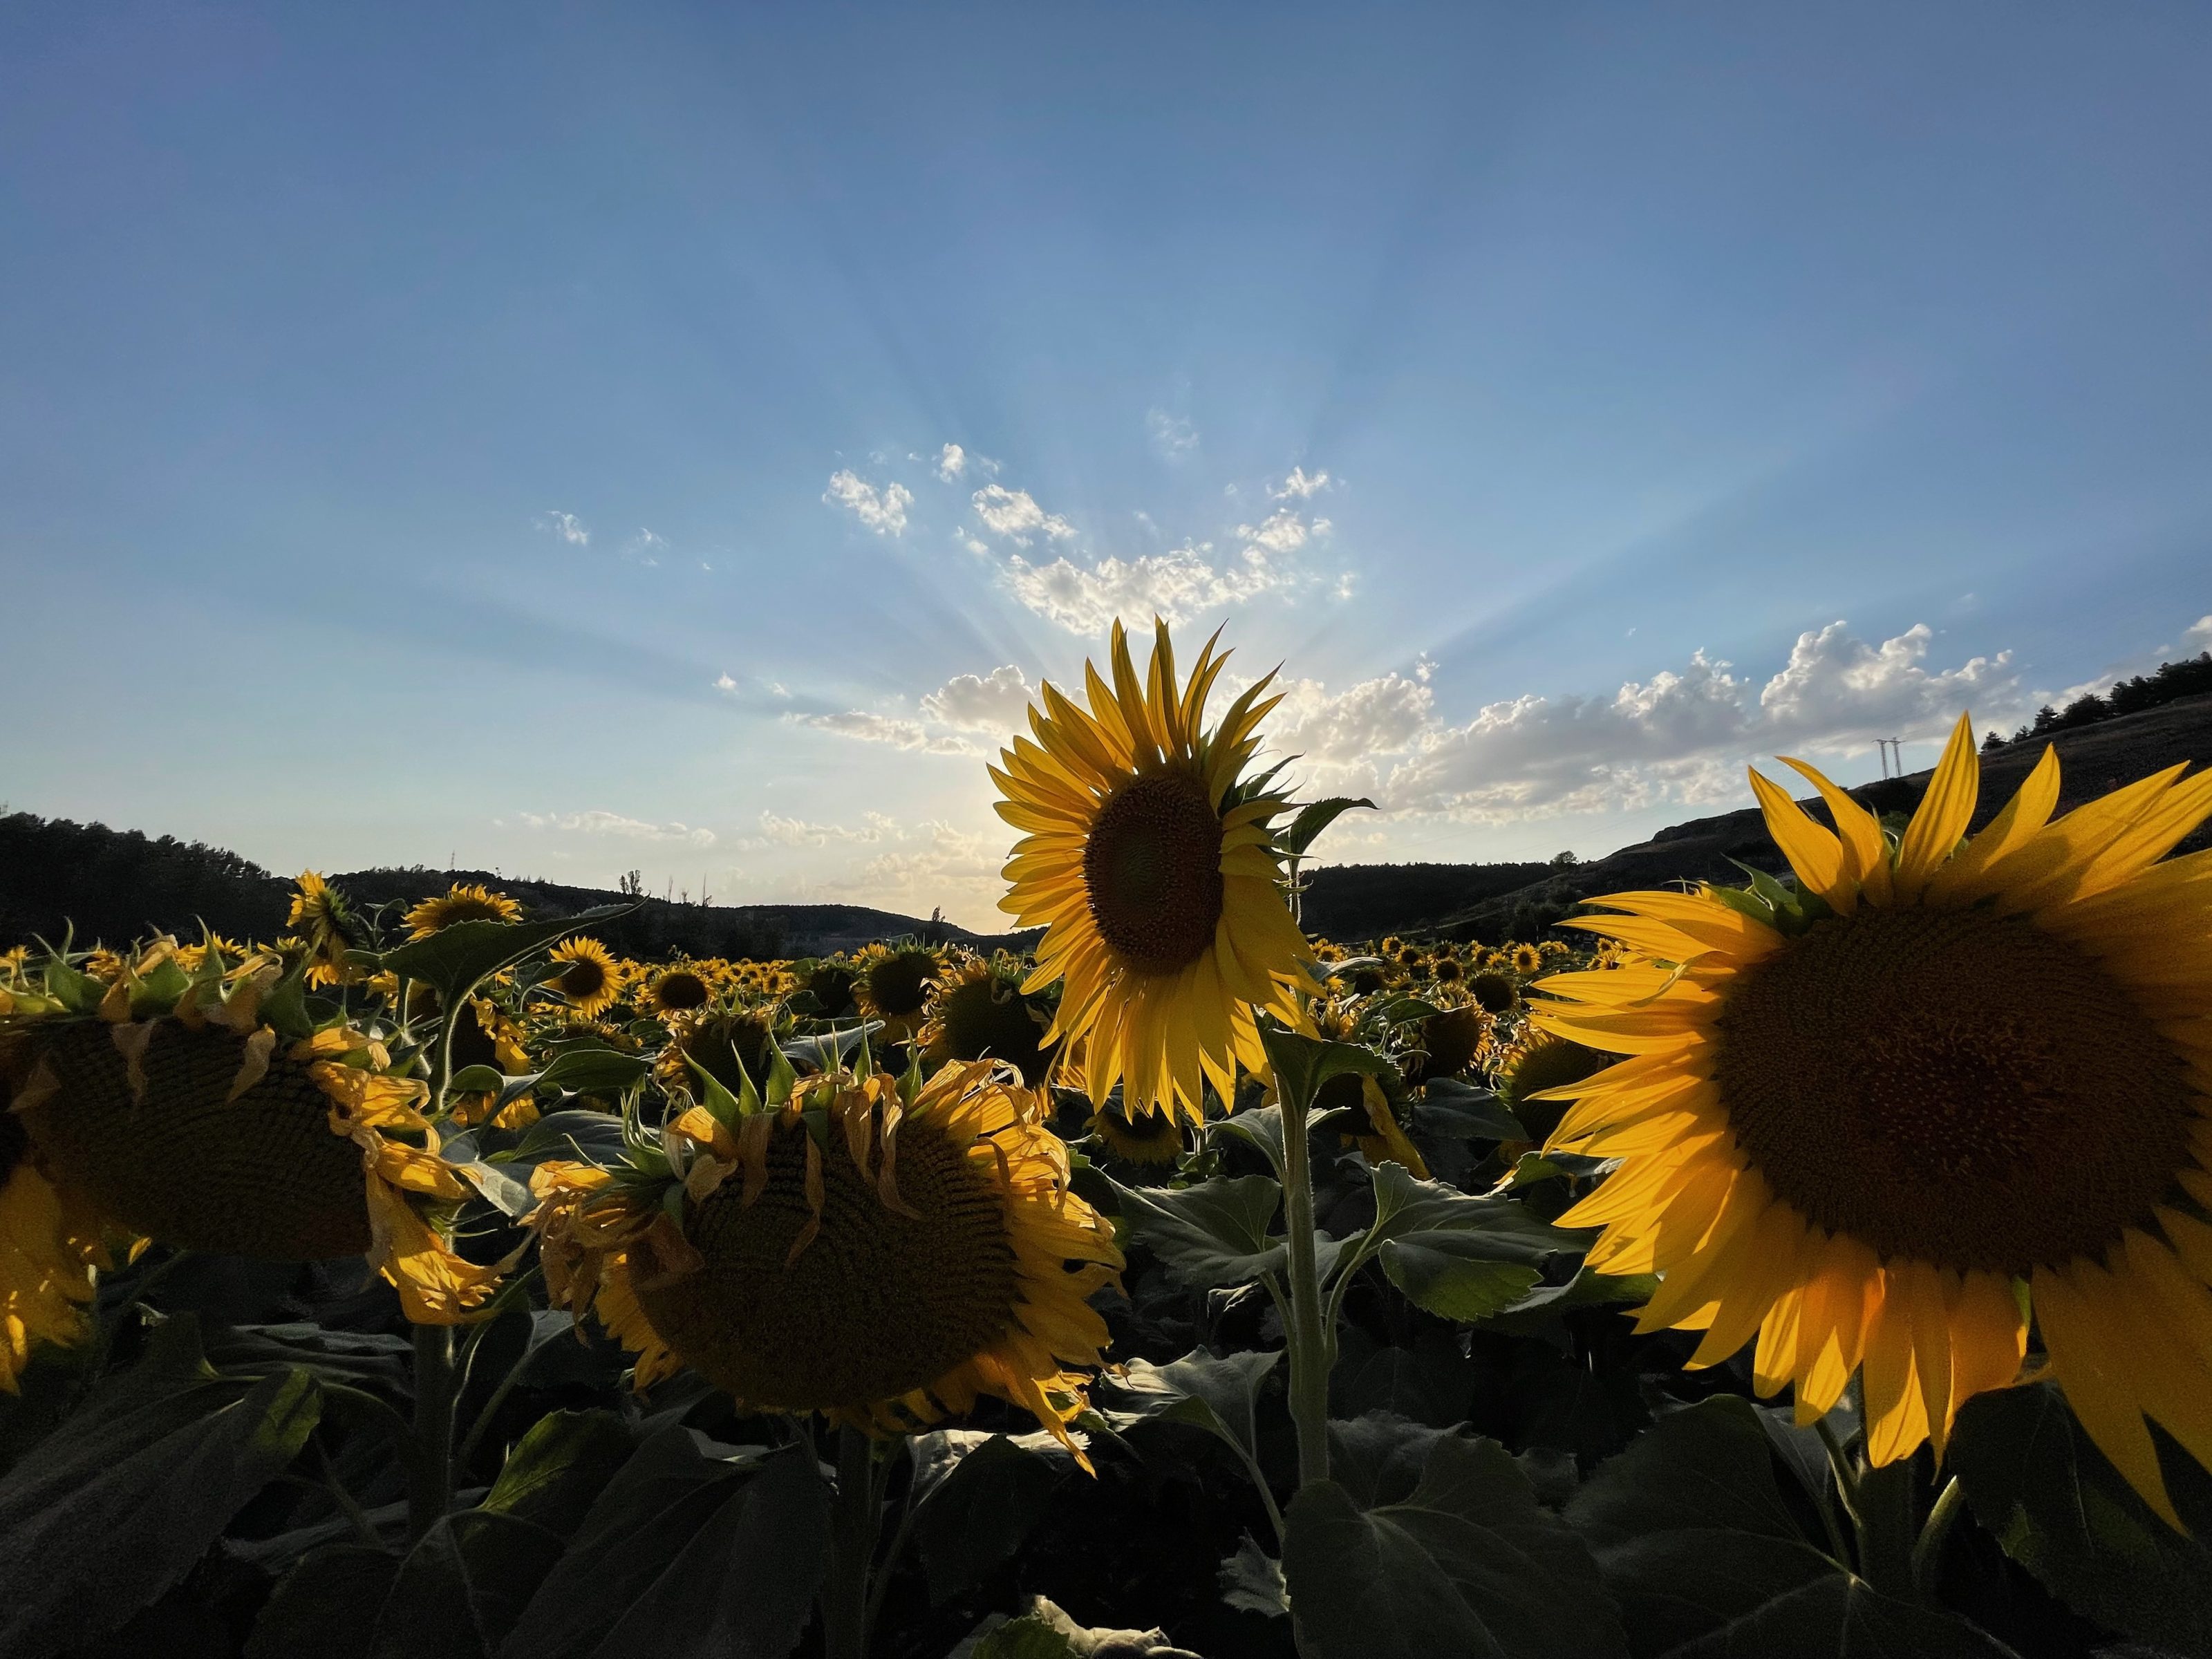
[{"x1": 1985, "y1": 648, "x2": 2212, "y2": 750}]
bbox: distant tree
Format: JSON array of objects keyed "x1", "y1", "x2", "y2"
[
  {"x1": 619, "y1": 869, "x2": 644, "y2": 897},
  {"x1": 1982, "y1": 730, "x2": 2006, "y2": 752},
  {"x1": 1548, "y1": 850, "x2": 1580, "y2": 868}
]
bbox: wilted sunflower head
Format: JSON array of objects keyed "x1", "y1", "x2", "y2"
[
  {"x1": 533, "y1": 1058, "x2": 1121, "y2": 1454},
  {"x1": 1535, "y1": 715, "x2": 2212, "y2": 1525},
  {"x1": 921, "y1": 956, "x2": 1057, "y2": 1087},
  {"x1": 658, "y1": 1004, "x2": 779, "y2": 1100},
  {"x1": 1348, "y1": 964, "x2": 1388, "y2": 997},
  {"x1": 799, "y1": 959, "x2": 859, "y2": 1018},
  {"x1": 1, "y1": 941, "x2": 500, "y2": 1324},
  {"x1": 549, "y1": 937, "x2": 622, "y2": 1018},
  {"x1": 856, "y1": 943, "x2": 942, "y2": 1040},
  {"x1": 405, "y1": 883, "x2": 523, "y2": 939},
  {"x1": 1469, "y1": 970, "x2": 1518, "y2": 1015},
  {"x1": 993, "y1": 619, "x2": 1318, "y2": 1123},
  {"x1": 646, "y1": 964, "x2": 715, "y2": 1018}
]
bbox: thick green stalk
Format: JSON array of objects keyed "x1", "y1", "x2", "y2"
[
  {"x1": 823, "y1": 1426, "x2": 883, "y2": 1659},
  {"x1": 406, "y1": 1322, "x2": 458, "y2": 1541},
  {"x1": 1277, "y1": 1089, "x2": 1333, "y2": 1491},
  {"x1": 1854, "y1": 1456, "x2": 1918, "y2": 1600}
]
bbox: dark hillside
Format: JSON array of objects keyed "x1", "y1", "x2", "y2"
[{"x1": 1297, "y1": 859, "x2": 1553, "y2": 941}]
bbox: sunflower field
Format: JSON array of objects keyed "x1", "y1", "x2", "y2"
[{"x1": 3, "y1": 620, "x2": 2211, "y2": 1659}]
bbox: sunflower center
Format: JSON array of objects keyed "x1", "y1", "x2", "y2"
[
  {"x1": 932, "y1": 980, "x2": 1053, "y2": 1086},
  {"x1": 1081, "y1": 770, "x2": 1225, "y2": 975},
  {"x1": 1714, "y1": 907, "x2": 2195, "y2": 1274},
  {"x1": 20, "y1": 1021, "x2": 371, "y2": 1259},
  {"x1": 636, "y1": 1116, "x2": 1020, "y2": 1412},
  {"x1": 654, "y1": 971, "x2": 711, "y2": 1012},
  {"x1": 865, "y1": 953, "x2": 937, "y2": 1018},
  {"x1": 558, "y1": 958, "x2": 609, "y2": 1000}
]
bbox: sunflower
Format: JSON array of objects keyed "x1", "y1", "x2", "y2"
[
  {"x1": 1408, "y1": 1004, "x2": 1488, "y2": 1084},
  {"x1": 657, "y1": 1005, "x2": 779, "y2": 1100},
  {"x1": 1532, "y1": 716, "x2": 2212, "y2": 1524},
  {"x1": 1497, "y1": 1033, "x2": 1609, "y2": 1143},
  {"x1": 799, "y1": 959, "x2": 859, "y2": 1018},
  {"x1": 529, "y1": 1059, "x2": 1121, "y2": 1455},
  {"x1": 921, "y1": 956, "x2": 1058, "y2": 1087},
  {"x1": 1469, "y1": 970, "x2": 1518, "y2": 1015},
  {"x1": 993, "y1": 620, "x2": 1316, "y2": 1123},
  {"x1": 287, "y1": 872, "x2": 360, "y2": 988},
  {"x1": 0, "y1": 1082, "x2": 106, "y2": 1390},
  {"x1": 548, "y1": 938, "x2": 623, "y2": 1018},
  {"x1": 1432, "y1": 957, "x2": 1465, "y2": 985},
  {"x1": 646, "y1": 964, "x2": 715, "y2": 1018},
  {"x1": 2, "y1": 941, "x2": 503, "y2": 1324},
  {"x1": 1510, "y1": 942, "x2": 1544, "y2": 977},
  {"x1": 1086, "y1": 1100, "x2": 1188, "y2": 1166},
  {"x1": 855, "y1": 942, "x2": 943, "y2": 1041},
  {"x1": 404, "y1": 882, "x2": 523, "y2": 939}
]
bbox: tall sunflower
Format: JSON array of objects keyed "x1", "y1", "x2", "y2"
[
  {"x1": 2, "y1": 941, "x2": 504, "y2": 1326},
  {"x1": 528, "y1": 1058, "x2": 1121, "y2": 1455},
  {"x1": 404, "y1": 882, "x2": 523, "y2": 939},
  {"x1": 993, "y1": 620, "x2": 1315, "y2": 1122},
  {"x1": 548, "y1": 937, "x2": 623, "y2": 1018},
  {"x1": 1532, "y1": 716, "x2": 2212, "y2": 1524}
]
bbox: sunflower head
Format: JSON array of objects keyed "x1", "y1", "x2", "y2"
[
  {"x1": 798, "y1": 959, "x2": 859, "y2": 1019},
  {"x1": 530, "y1": 1058, "x2": 1121, "y2": 1454},
  {"x1": 548, "y1": 937, "x2": 623, "y2": 1018},
  {"x1": 855, "y1": 942, "x2": 943, "y2": 1040},
  {"x1": 1510, "y1": 942, "x2": 1544, "y2": 977},
  {"x1": 1432, "y1": 957, "x2": 1465, "y2": 984},
  {"x1": 657, "y1": 1004, "x2": 780, "y2": 1101},
  {"x1": 1535, "y1": 715, "x2": 2212, "y2": 1524},
  {"x1": 405, "y1": 883, "x2": 523, "y2": 939},
  {"x1": 1408, "y1": 1004, "x2": 1488, "y2": 1084},
  {"x1": 1087, "y1": 1099, "x2": 1188, "y2": 1167},
  {"x1": 1469, "y1": 970, "x2": 1518, "y2": 1014},
  {"x1": 921, "y1": 955, "x2": 1058, "y2": 1087},
  {"x1": 647, "y1": 964, "x2": 715, "y2": 1018},
  {"x1": 287, "y1": 872, "x2": 362, "y2": 987},
  {"x1": 993, "y1": 619, "x2": 1318, "y2": 1123},
  {"x1": 1495, "y1": 1033, "x2": 1608, "y2": 1143},
  {"x1": 1, "y1": 941, "x2": 500, "y2": 1324}
]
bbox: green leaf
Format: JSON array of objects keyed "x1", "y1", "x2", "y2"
[
  {"x1": 499, "y1": 1047, "x2": 651, "y2": 1109},
  {"x1": 1414, "y1": 1080, "x2": 1528, "y2": 1142},
  {"x1": 1553, "y1": 1396, "x2": 2013, "y2": 1658},
  {"x1": 1357, "y1": 1162, "x2": 1585, "y2": 1322},
  {"x1": 1949, "y1": 1380, "x2": 2212, "y2": 1654},
  {"x1": 482, "y1": 1409, "x2": 636, "y2": 1538},
  {"x1": 910, "y1": 1432, "x2": 1073, "y2": 1608},
  {"x1": 1217, "y1": 1535, "x2": 1289, "y2": 1617},
  {"x1": 497, "y1": 1430, "x2": 826, "y2": 1659},
  {"x1": 1257, "y1": 1026, "x2": 1394, "y2": 1116},
  {"x1": 1283, "y1": 1431, "x2": 1629, "y2": 1659},
  {"x1": 1208, "y1": 1103, "x2": 1291, "y2": 1177},
  {"x1": 0, "y1": 1318, "x2": 324, "y2": 1659},
  {"x1": 509, "y1": 1108, "x2": 630, "y2": 1170},
  {"x1": 369, "y1": 1510, "x2": 568, "y2": 1659},
  {"x1": 1114, "y1": 1175, "x2": 1286, "y2": 1289},
  {"x1": 1282, "y1": 796, "x2": 1378, "y2": 856},
  {"x1": 447, "y1": 1065, "x2": 509, "y2": 1097},
  {"x1": 247, "y1": 1545, "x2": 402, "y2": 1659},
  {"x1": 378, "y1": 903, "x2": 639, "y2": 1002},
  {"x1": 1483, "y1": 1266, "x2": 1658, "y2": 1334},
  {"x1": 1661, "y1": 1575, "x2": 2022, "y2": 1658},
  {"x1": 205, "y1": 1321, "x2": 415, "y2": 1391},
  {"x1": 1096, "y1": 1348, "x2": 1282, "y2": 1468}
]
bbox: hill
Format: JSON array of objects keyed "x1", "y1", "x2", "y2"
[
  {"x1": 1340, "y1": 689, "x2": 2212, "y2": 945},
  {"x1": 0, "y1": 816, "x2": 1016, "y2": 959}
]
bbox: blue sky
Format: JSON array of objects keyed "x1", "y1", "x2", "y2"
[{"x1": 3, "y1": 5, "x2": 2209, "y2": 927}]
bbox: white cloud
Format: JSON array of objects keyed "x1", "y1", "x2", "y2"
[
  {"x1": 536, "y1": 510, "x2": 590, "y2": 546},
  {"x1": 1001, "y1": 538, "x2": 1306, "y2": 635},
  {"x1": 1237, "y1": 508, "x2": 1321, "y2": 554},
  {"x1": 622, "y1": 528, "x2": 666, "y2": 566},
  {"x1": 971, "y1": 484, "x2": 1075, "y2": 545},
  {"x1": 823, "y1": 470, "x2": 915, "y2": 536},
  {"x1": 1756, "y1": 622, "x2": 2017, "y2": 744},
  {"x1": 2187, "y1": 615, "x2": 2212, "y2": 650},
  {"x1": 789, "y1": 710, "x2": 976, "y2": 756},
  {"x1": 1147, "y1": 407, "x2": 1199, "y2": 458},
  {"x1": 935, "y1": 443, "x2": 966, "y2": 482},
  {"x1": 919, "y1": 664, "x2": 1034, "y2": 731},
  {"x1": 1273, "y1": 466, "x2": 1331, "y2": 500},
  {"x1": 519, "y1": 809, "x2": 715, "y2": 847},
  {"x1": 713, "y1": 673, "x2": 738, "y2": 693}
]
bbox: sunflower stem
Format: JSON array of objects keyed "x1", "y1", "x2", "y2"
[
  {"x1": 1853, "y1": 1454, "x2": 1918, "y2": 1600},
  {"x1": 824, "y1": 1425, "x2": 885, "y2": 1659},
  {"x1": 406, "y1": 1322, "x2": 458, "y2": 1543},
  {"x1": 1277, "y1": 1089, "x2": 1334, "y2": 1491},
  {"x1": 1911, "y1": 1476, "x2": 1966, "y2": 1600}
]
